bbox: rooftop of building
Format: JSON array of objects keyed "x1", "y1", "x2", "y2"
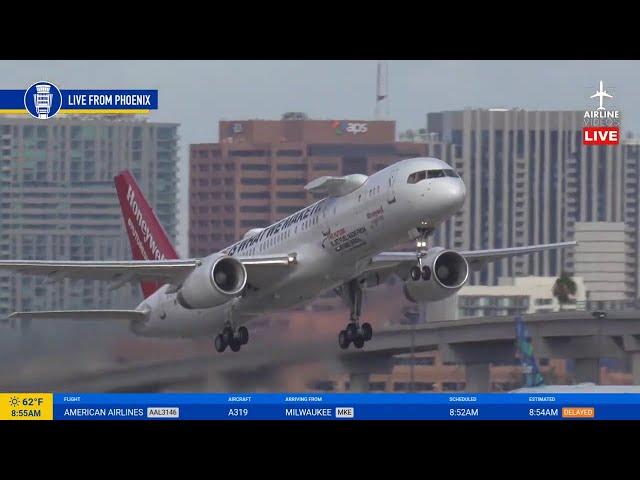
[{"x1": 0, "y1": 116, "x2": 179, "y2": 127}]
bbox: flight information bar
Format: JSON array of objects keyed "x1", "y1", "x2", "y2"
[{"x1": 2, "y1": 393, "x2": 640, "y2": 420}]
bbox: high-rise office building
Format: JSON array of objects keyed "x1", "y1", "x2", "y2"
[
  {"x1": 0, "y1": 117, "x2": 179, "y2": 316},
  {"x1": 573, "y1": 222, "x2": 635, "y2": 304},
  {"x1": 621, "y1": 140, "x2": 640, "y2": 295},
  {"x1": 189, "y1": 116, "x2": 427, "y2": 256},
  {"x1": 458, "y1": 276, "x2": 587, "y2": 318},
  {"x1": 426, "y1": 109, "x2": 639, "y2": 293}
]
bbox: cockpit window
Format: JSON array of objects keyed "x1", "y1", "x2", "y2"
[
  {"x1": 407, "y1": 170, "x2": 427, "y2": 184},
  {"x1": 408, "y1": 168, "x2": 459, "y2": 184}
]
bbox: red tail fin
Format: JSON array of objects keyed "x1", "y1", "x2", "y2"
[{"x1": 114, "y1": 170, "x2": 179, "y2": 298}]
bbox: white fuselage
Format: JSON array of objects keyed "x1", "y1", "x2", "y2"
[{"x1": 134, "y1": 157, "x2": 466, "y2": 338}]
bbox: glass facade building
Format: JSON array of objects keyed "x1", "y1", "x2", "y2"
[
  {"x1": 0, "y1": 117, "x2": 179, "y2": 316},
  {"x1": 426, "y1": 109, "x2": 640, "y2": 292}
]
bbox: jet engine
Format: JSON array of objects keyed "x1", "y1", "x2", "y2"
[
  {"x1": 403, "y1": 248, "x2": 469, "y2": 303},
  {"x1": 177, "y1": 254, "x2": 247, "y2": 309}
]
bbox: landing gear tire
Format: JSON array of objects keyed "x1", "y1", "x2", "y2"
[
  {"x1": 229, "y1": 339, "x2": 241, "y2": 352},
  {"x1": 337, "y1": 278, "x2": 374, "y2": 349},
  {"x1": 410, "y1": 266, "x2": 422, "y2": 281},
  {"x1": 346, "y1": 323, "x2": 359, "y2": 341},
  {"x1": 361, "y1": 322, "x2": 373, "y2": 341},
  {"x1": 222, "y1": 327, "x2": 234, "y2": 346},
  {"x1": 338, "y1": 330, "x2": 350, "y2": 349},
  {"x1": 214, "y1": 334, "x2": 226, "y2": 353},
  {"x1": 421, "y1": 266, "x2": 431, "y2": 281},
  {"x1": 237, "y1": 326, "x2": 249, "y2": 345}
]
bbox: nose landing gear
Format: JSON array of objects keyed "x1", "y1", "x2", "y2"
[
  {"x1": 410, "y1": 265, "x2": 431, "y2": 281},
  {"x1": 410, "y1": 227, "x2": 434, "y2": 282},
  {"x1": 337, "y1": 279, "x2": 374, "y2": 350}
]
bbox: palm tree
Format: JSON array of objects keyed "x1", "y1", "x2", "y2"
[{"x1": 552, "y1": 272, "x2": 577, "y2": 311}]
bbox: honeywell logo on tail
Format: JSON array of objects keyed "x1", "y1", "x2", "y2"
[{"x1": 126, "y1": 184, "x2": 166, "y2": 261}]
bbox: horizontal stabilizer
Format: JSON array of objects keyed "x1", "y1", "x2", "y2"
[
  {"x1": 6, "y1": 309, "x2": 148, "y2": 322},
  {"x1": 305, "y1": 174, "x2": 368, "y2": 197}
]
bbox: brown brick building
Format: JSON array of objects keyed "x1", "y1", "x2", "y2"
[{"x1": 189, "y1": 117, "x2": 431, "y2": 257}]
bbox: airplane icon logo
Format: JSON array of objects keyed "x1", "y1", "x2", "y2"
[{"x1": 590, "y1": 80, "x2": 613, "y2": 111}]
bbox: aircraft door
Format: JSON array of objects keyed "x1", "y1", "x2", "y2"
[
  {"x1": 387, "y1": 167, "x2": 398, "y2": 205},
  {"x1": 320, "y1": 197, "x2": 337, "y2": 251}
]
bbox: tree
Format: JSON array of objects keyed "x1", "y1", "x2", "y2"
[{"x1": 552, "y1": 272, "x2": 577, "y2": 311}]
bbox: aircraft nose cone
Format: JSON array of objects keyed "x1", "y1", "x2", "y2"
[{"x1": 446, "y1": 179, "x2": 466, "y2": 210}]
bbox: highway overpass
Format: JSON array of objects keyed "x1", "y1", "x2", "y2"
[
  {"x1": 339, "y1": 310, "x2": 640, "y2": 391},
  {"x1": 3, "y1": 310, "x2": 640, "y2": 393}
]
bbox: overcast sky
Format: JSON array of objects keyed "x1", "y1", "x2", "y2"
[{"x1": 2, "y1": 60, "x2": 639, "y2": 254}]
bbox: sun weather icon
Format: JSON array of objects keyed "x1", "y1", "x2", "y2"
[
  {"x1": 24, "y1": 81, "x2": 62, "y2": 119},
  {"x1": 9, "y1": 396, "x2": 19, "y2": 408}
]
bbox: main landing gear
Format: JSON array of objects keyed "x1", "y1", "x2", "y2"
[
  {"x1": 338, "y1": 279, "x2": 373, "y2": 350},
  {"x1": 410, "y1": 226, "x2": 434, "y2": 282},
  {"x1": 214, "y1": 324, "x2": 249, "y2": 353}
]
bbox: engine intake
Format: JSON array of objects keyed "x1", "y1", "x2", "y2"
[
  {"x1": 403, "y1": 248, "x2": 469, "y2": 303},
  {"x1": 433, "y1": 250, "x2": 468, "y2": 289},
  {"x1": 177, "y1": 254, "x2": 247, "y2": 309}
]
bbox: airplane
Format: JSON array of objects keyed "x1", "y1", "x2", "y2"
[
  {"x1": 590, "y1": 80, "x2": 613, "y2": 110},
  {"x1": 0, "y1": 157, "x2": 576, "y2": 352}
]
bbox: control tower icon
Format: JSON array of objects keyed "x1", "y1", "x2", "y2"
[{"x1": 34, "y1": 83, "x2": 53, "y2": 119}]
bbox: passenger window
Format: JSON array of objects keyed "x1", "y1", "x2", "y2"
[
  {"x1": 407, "y1": 171, "x2": 427, "y2": 184},
  {"x1": 427, "y1": 169, "x2": 445, "y2": 179}
]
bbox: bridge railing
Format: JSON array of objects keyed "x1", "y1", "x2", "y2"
[{"x1": 395, "y1": 298, "x2": 640, "y2": 325}]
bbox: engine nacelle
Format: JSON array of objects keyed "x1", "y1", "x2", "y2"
[
  {"x1": 177, "y1": 254, "x2": 247, "y2": 309},
  {"x1": 403, "y1": 248, "x2": 469, "y2": 303}
]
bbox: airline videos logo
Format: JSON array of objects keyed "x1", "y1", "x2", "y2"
[
  {"x1": 583, "y1": 80, "x2": 620, "y2": 145},
  {"x1": 332, "y1": 120, "x2": 368, "y2": 135},
  {"x1": 0, "y1": 81, "x2": 158, "y2": 119}
]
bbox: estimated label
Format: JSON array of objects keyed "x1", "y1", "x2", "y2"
[{"x1": 0, "y1": 393, "x2": 53, "y2": 420}]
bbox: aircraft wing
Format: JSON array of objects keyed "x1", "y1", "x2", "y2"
[
  {"x1": 5, "y1": 309, "x2": 148, "y2": 322},
  {"x1": 458, "y1": 241, "x2": 577, "y2": 271},
  {"x1": 365, "y1": 241, "x2": 577, "y2": 277},
  {"x1": 0, "y1": 254, "x2": 297, "y2": 290},
  {"x1": 0, "y1": 259, "x2": 200, "y2": 284}
]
